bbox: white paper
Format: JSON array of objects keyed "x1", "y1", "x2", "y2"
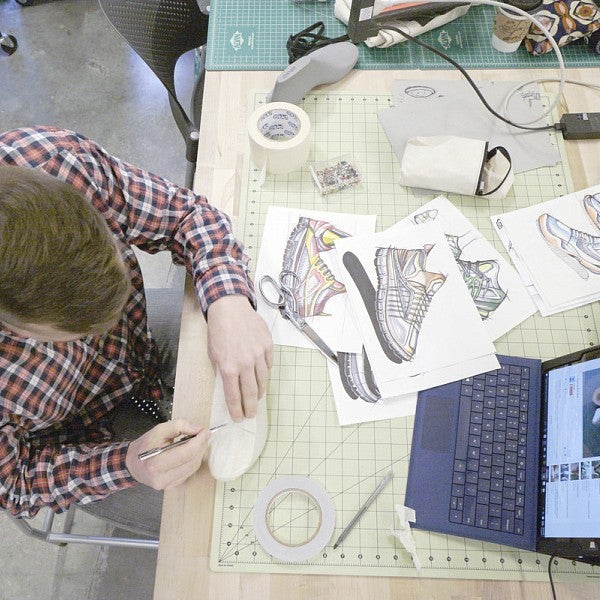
[
  {"x1": 335, "y1": 222, "x2": 498, "y2": 397},
  {"x1": 327, "y1": 354, "x2": 418, "y2": 426},
  {"x1": 398, "y1": 196, "x2": 537, "y2": 340},
  {"x1": 255, "y1": 206, "x2": 377, "y2": 353},
  {"x1": 491, "y1": 184, "x2": 600, "y2": 316}
]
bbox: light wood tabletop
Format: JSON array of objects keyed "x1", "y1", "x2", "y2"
[{"x1": 153, "y1": 68, "x2": 600, "y2": 600}]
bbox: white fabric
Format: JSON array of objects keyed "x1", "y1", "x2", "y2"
[
  {"x1": 334, "y1": 0, "x2": 470, "y2": 48},
  {"x1": 399, "y1": 135, "x2": 514, "y2": 198},
  {"x1": 400, "y1": 135, "x2": 486, "y2": 196}
]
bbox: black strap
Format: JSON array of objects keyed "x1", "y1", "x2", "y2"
[{"x1": 477, "y1": 146, "x2": 512, "y2": 197}]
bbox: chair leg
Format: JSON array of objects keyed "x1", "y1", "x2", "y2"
[
  {"x1": 10, "y1": 506, "x2": 159, "y2": 549},
  {"x1": 191, "y1": 44, "x2": 206, "y2": 127},
  {"x1": 185, "y1": 160, "x2": 196, "y2": 190}
]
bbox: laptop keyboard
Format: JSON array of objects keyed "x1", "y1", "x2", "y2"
[{"x1": 449, "y1": 362, "x2": 531, "y2": 535}]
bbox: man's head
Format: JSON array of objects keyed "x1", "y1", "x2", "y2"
[{"x1": 0, "y1": 165, "x2": 130, "y2": 341}]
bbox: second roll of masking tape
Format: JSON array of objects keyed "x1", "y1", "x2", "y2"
[{"x1": 248, "y1": 102, "x2": 311, "y2": 175}]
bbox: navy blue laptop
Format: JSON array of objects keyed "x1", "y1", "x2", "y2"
[{"x1": 405, "y1": 345, "x2": 600, "y2": 564}]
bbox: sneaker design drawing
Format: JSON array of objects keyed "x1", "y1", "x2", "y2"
[
  {"x1": 412, "y1": 209, "x2": 439, "y2": 225},
  {"x1": 338, "y1": 347, "x2": 381, "y2": 403},
  {"x1": 456, "y1": 258, "x2": 507, "y2": 320},
  {"x1": 584, "y1": 193, "x2": 600, "y2": 230},
  {"x1": 445, "y1": 235, "x2": 507, "y2": 320},
  {"x1": 537, "y1": 212, "x2": 600, "y2": 279},
  {"x1": 343, "y1": 246, "x2": 446, "y2": 363},
  {"x1": 282, "y1": 217, "x2": 350, "y2": 317}
]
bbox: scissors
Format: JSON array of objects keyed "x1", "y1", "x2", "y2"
[{"x1": 259, "y1": 271, "x2": 338, "y2": 365}]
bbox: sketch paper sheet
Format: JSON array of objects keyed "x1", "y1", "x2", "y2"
[
  {"x1": 255, "y1": 206, "x2": 377, "y2": 353},
  {"x1": 334, "y1": 222, "x2": 498, "y2": 399},
  {"x1": 380, "y1": 80, "x2": 560, "y2": 178},
  {"x1": 396, "y1": 196, "x2": 537, "y2": 340},
  {"x1": 327, "y1": 358, "x2": 417, "y2": 426},
  {"x1": 492, "y1": 184, "x2": 600, "y2": 316}
]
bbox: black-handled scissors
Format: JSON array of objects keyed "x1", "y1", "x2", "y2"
[{"x1": 259, "y1": 271, "x2": 338, "y2": 365}]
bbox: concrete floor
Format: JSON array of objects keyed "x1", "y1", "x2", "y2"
[{"x1": 0, "y1": 0, "x2": 196, "y2": 597}]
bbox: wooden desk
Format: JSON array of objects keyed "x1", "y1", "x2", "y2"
[{"x1": 154, "y1": 69, "x2": 600, "y2": 600}]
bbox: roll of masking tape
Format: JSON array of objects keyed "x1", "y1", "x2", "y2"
[
  {"x1": 247, "y1": 102, "x2": 311, "y2": 175},
  {"x1": 252, "y1": 476, "x2": 335, "y2": 562}
]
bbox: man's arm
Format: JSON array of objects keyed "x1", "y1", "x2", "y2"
[
  {"x1": 80, "y1": 132, "x2": 274, "y2": 419},
  {"x1": 207, "y1": 295, "x2": 273, "y2": 420},
  {"x1": 0, "y1": 419, "x2": 213, "y2": 517},
  {"x1": 0, "y1": 423, "x2": 136, "y2": 517}
]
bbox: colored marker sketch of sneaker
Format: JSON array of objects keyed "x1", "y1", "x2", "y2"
[
  {"x1": 282, "y1": 217, "x2": 350, "y2": 318},
  {"x1": 412, "y1": 209, "x2": 438, "y2": 224},
  {"x1": 445, "y1": 235, "x2": 507, "y2": 320},
  {"x1": 342, "y1": 246, "x2": 446, "y2": 364},
  {"x1": 413, "y1": 213, "x2": 507, "y2": 320},
  {"x1": 537, "y1": 213, "x2": 600, "y2": 280},
  {"x1": 338, "y1": 347, "x2": 381, "y2": 403},
  {"x1": 584, "y1": 193, "x2": 600, "y2": 230}
]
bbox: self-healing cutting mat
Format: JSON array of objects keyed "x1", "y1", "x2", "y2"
[
  {"x1": 206, "y1": 0, "x2": 600, "y2": 70},
  {"x1": 210, "y1": 91, "x2": 600, "y2": 580}
]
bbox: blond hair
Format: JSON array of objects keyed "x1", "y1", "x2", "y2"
[{"x1": 0, "y1": 166, "x2": 130, "y2": 334}]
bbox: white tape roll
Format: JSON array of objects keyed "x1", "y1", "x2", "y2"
[
  {"x1": 247, "y1": 102, "x2": 311, "y2": 175},
  {"x1": 253, "y1": 476, "x2": 335, "y2": 562}
]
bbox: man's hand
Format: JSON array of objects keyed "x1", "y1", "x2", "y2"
[
  {"x1": 126, "y1": 419, "x2": 210, "y2": 489},
  {"x1": 206, "y1": 295, "x2": 273, "y2": 422}
]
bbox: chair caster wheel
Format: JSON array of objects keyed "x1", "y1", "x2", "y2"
[
  {"x1": 0, "y1": 34, "x2": 18, "y2": 56},
  {"x1": 15, "y1": 0, "x2": 35, "y2": 5}
]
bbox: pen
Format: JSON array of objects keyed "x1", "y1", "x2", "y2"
[
  {"x1": 137, "y1": 423, "x2": 227, "y2": 461},
  {"x1": 332, "y1": 470, "x2": 394, "y2": 550}
]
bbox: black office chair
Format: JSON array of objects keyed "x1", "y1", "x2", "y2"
[{"x1": 98, "y1": 0, "x2": 209, "y2": 189}]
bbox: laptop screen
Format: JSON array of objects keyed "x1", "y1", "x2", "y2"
[{"x1": 542, "y1": 355, "x2": 600, "y2": 538}]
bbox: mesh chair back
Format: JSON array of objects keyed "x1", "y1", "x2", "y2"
[{"x1": 98, "y1": 0, "x2": 208, "y2": 97}]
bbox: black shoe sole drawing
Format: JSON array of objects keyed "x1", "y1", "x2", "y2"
[{"x1": 342, "y1": 250, "x2": 404, "y2": 364}]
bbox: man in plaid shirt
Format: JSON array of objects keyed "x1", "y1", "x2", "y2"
[{"x1": 0, "y1": 126, "x2": 273, "y2": 521}]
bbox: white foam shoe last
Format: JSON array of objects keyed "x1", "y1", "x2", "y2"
[{"x1": 208, "y1": 371, "x2": 268, "y2": 481}]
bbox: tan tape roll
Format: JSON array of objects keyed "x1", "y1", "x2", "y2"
[{"x1": 247, "y1": 102, "x2": 311, "y2": 175}]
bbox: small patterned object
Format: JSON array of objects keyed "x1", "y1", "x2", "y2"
[
  {"x1": 524, "y1": 0, "x2": 600, "y2": 55},
  {"x1": 312, "y1": 159, "x2": 361, "y2": 195}
]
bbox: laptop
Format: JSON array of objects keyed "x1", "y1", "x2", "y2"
[{"x1": 405, "y1": 344, "x2": 600, "y2": 565}]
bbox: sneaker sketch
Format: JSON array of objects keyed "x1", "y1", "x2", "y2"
[
  {"x1": 413, "y1": 209, "x2": 438, "y2": 225},
  {"x1": 338, "y1": 347, "x2": 381, "y2": 403},
  {"x1": 282, "y1": 217, "x2": 350, "y2": 317},
  {"x1": 584, "y1": 193, "x2": 600, "y2": 230},
  {"x1": 342, "y1": 247, "x2": 446, "y2": 363},
  {"x1": 537, "y1": 213, "x2": 600, "y2": 278},
  {"x1": 456, "y1": 258, "x2": 507, "y2": 320},
  {"x1": 429, "y1": 234, "x2": 506, "y2": 320}
]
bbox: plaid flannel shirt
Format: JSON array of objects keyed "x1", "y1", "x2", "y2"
[{"x1": 0, "y1": 126, "x2": 254, "y2": 517}]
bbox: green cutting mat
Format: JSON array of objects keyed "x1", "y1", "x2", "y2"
[
  {"x1": 210, "y1": 91, "x2": 600, "y2": 579},
  {"x1": 206, "y1": 0, "x2": 599, "y2": 70}
]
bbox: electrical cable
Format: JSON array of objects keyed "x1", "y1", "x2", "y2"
[
  {"x1": 380, "y1": 23, "x2": 555, "y2": 131},
  {"x1": 548, "y1": 554, "x2": 558, "y2": 600},
  {"x1": 286, "y1": 3, "x2": 599, "y2": 131},
  {"x1": 372, "y1": 0, "x2": 566, "y2": 127},
  {"x1": 504, "y1": 77, "x2": 600, "y2": 120},
  {"x1": 286, "y1": 21, "x2": 350, "y2": 63}
]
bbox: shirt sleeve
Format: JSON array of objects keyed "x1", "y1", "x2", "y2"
[
  {"x1": 0, "y1": 423, "x2": 137, "y2": 518},
  {"x1": 0, "y1": 126, "x2": 255, "y2": 313}
]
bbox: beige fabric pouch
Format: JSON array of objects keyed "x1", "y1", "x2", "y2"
[{"x1": 399, "y1": 135, "x2": 514, "y2": 199}]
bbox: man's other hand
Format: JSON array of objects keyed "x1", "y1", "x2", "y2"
[{"x1": 206, "y1": 295, "x2": 273, "y2": 422}]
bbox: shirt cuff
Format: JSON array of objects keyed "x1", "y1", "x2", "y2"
[{"x1": 195, "y1": 264, "x2": 257, "y2": 315}]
